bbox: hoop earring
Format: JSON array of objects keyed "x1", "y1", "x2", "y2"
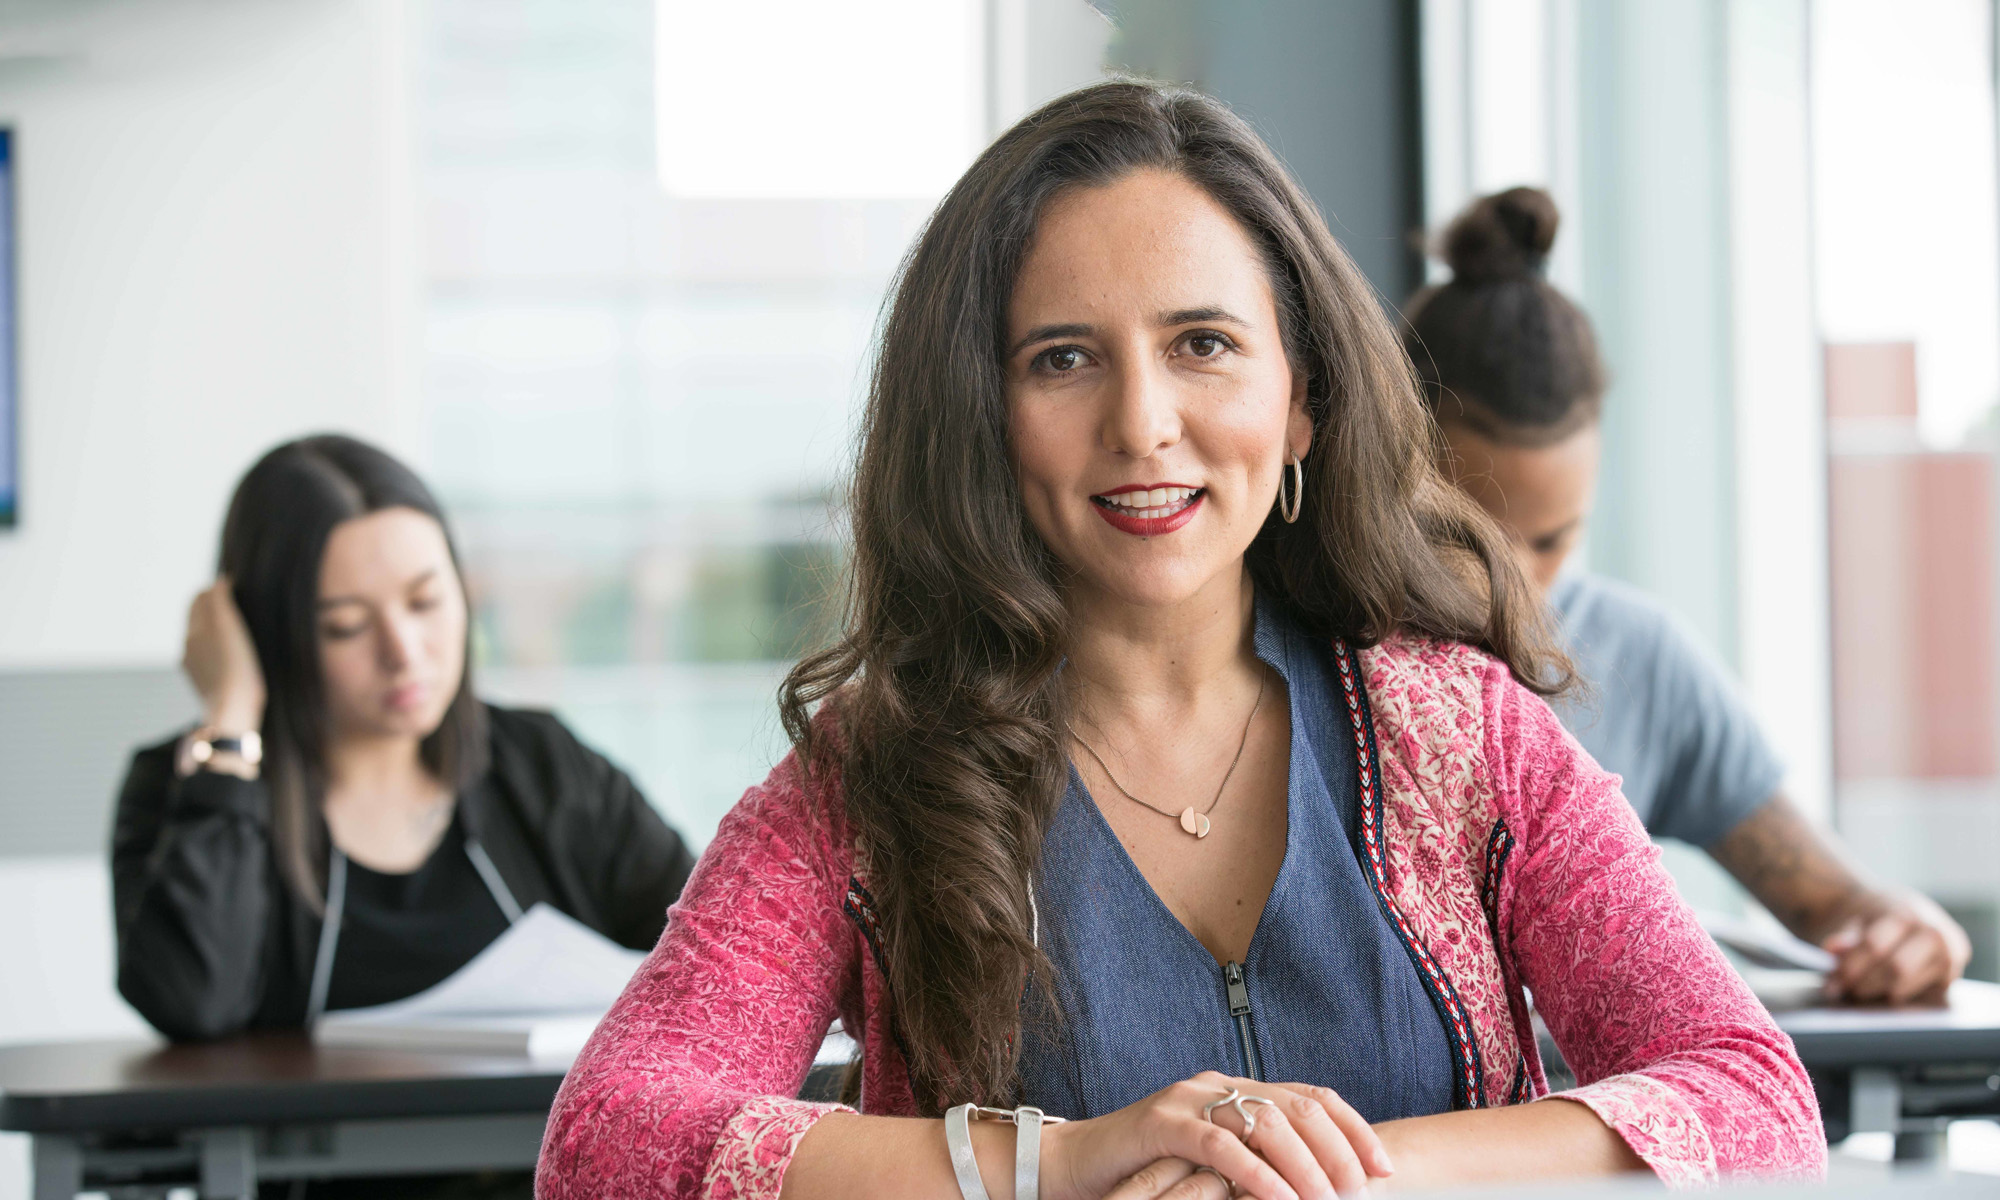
[{"x1": 1280, "y1": 452, "x2": 1304, "y2": 524}]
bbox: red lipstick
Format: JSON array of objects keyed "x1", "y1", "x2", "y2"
[{"x1": 1091, "y1": 483, "x2": 1204, "y2": 537}]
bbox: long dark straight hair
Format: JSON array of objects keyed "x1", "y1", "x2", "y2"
[
  {"x1": 780, "y1": 81, "x2": 1567, "y2": 1112},
  {"x1": 218, "y1": 434, "x2": 488, "y2": 910}
]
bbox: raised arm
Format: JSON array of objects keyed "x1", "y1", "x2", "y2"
[
  {"x1": 1709, "y1": 792, "x2": 1969, "y2": 1005},
  {"x1": 1482, "y1": 663, "x2": 1826, "y2": 1184}
]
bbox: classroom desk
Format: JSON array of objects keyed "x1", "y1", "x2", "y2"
[
  {"x1": 1779, "y1": 979, "x2": 2000, "y2": 1161},
  {"x1": 1537, "y1": 979, "x2": 2000, "y2": 1164},
  {"x1": 0, "y1": 1034, "x2": 561, "y2": 1199},
  {"x1": 1, "y1": 1031, "x2": 852, "y2": 1200}
]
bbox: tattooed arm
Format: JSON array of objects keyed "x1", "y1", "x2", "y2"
[{"x1": 1708, "y1": 794, "x2": 1970, "y2": 1005}]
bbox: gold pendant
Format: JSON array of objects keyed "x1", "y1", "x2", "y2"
[{"x1": 1179, "y1": 807, "x2": 1211, "y2": 838}]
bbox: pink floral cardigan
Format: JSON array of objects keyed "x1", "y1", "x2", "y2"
[{"x1": 537, "y1": 636, "x2": 1827, "y2": 1197}]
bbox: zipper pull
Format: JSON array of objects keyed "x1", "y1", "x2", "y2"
[{"x1": 1224, "y1": 960, "x2": 1251, "y2": 1016}]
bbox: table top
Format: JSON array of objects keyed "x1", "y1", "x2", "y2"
[
  {"x1": 1771, "y1": 979, "x2": 2000, "y2": 1069},
  {"x1": 0, "y1": 1034, "x2": 565, "y2": 1134},
  {"x1": 9, "y1": 982, "x2": 1999, "y2": 1136}
]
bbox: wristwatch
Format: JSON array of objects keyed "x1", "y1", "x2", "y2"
[{"x1": 186, "y1": 727, "x2": 263, "y2": 769}]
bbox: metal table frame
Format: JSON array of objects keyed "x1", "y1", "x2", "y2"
[
  {"x1": 1, "y1": 1037, "x2": 566, "y2": 1200},
  {"x1": 29, "y1": 1112, "x2": 548, "y2": 1200},
  {"x1": 5, "y1": 1032, "x2": 851, "y2": 1199},
  {"x1": 1535, "y1": 981, "x2": 2000, "y2": 1165}
]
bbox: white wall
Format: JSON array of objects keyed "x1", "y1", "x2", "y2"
[
  {"x1": 0, "y1": 0, "x2": 416, "y2": 671},
  {"x1": 0, "y1": 4, "x2": 412, "y2": 1195},
  {"x1": 0, "y1": 859, "x2": 151, "y2": 1200}
]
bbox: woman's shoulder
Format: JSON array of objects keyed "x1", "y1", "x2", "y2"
[
  {"x1": 692, "y1": 710, "x2": 858, "y2": 891},
  {"x1": 481, "y1": 701, "x2": 578, "y2": 751},
  {"x1": 1356, "y1": 633, "x2": 1576, "y2": 798},
  {"x1": 1355, "y1": 631, "x2": 1510, "y2": 731},
  {"x1": 475, "y1": 702, "x2": 632, "y2": 823}
]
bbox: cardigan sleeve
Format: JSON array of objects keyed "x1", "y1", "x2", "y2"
[
  {"x1": 537, "y1": 748, "x2": 858, "y2": 1200},
  {"x1": 1479, "y1": 661, "x2": 1826, "y2": 1185}
]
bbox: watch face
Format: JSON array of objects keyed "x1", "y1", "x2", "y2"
[
  {"x1": 190, "y1": 739, "x2": 215, "y2": 764},
  {"x1": 239, "y1": 730, "x2": 264, "y2": 765}
]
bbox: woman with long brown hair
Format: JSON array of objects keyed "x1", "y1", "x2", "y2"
[
  {"x1": 114, "y1": 436, "x2": 696, "y2": 1049},
  {"x1": 539, "y1": 83, "x2": 1823, "y2": 1199}
]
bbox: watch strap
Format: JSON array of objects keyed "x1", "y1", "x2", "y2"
[{"x1": 190, "y1": 727, "x2": 262, "y2": 766}]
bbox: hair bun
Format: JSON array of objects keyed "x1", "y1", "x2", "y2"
[{"x1": 1441, "y1": 187, "x2": 1558, "y2": 284}]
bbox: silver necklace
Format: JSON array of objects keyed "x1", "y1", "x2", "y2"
[{"x1": 1070, "y1": 669, "x2": 1267, "y2": 839}]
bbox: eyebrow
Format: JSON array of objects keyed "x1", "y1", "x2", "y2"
[
  {"x1": 317, "y1": 568, "x2": 438, "y2": 610},
  {"x1": 1158, "y1": 305, "x2": 1247, "y2": 327},
  {"x1": 1007, "y1": 306, "x2": 1255, "y2": 358}
]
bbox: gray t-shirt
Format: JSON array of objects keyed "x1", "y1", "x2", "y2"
[{"x1": 1548, "y1": 572, "x2": 1785, "y2": 848}]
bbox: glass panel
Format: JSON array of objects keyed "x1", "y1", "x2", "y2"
[
  {"x1": 416, "y1": 0, "x2": 979, "y2": 843},
  {"x1": 1813, "y1": 0, "x2": 2000, "y2": 903}
]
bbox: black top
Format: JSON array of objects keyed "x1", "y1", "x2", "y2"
[
  {"x1": 112, "y1": 704, "x2": 698, "y2": 1041},
  {"x1": 324, "y1": 813, "x2": 513, "y2": 1012}
]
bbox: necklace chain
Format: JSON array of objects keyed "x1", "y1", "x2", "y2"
[{"x1": 1070, "y1": 668, "x2": 1267, "y2": 836}]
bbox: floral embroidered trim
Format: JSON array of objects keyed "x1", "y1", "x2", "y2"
[
  {"x1": 843, "y1": 876, "x2": 890, "y2": 980},
  {"x1": 842, "y1": 876, "x2": 913, "y2": 1066},
  {"x1": 700, "y1": 1095, "x2": 850, "y2": 1198},
  {"x1": 1559, "y1": 1074, "x2": 1718, "y2": 1187},
  {"x1": 1480, "y1": 820, "x2": 1515, "y2": 947},
  {"x1": 1508, "y1": 1053, "x2": 1534, "y2": 1106},
  {"x1": 1334, "y1": 638, "x2": 1487, "y2": 1109}
]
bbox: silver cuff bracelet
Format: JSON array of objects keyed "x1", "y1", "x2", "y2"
[{"x1": 944, "y1": 1103, "x2": 1068, "y2": 1200}]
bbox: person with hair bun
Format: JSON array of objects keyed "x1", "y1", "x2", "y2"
[
  {"x1": 540, "y1": 84, "x2": 1823, "y2": 1200},
  {"x1": 1406, "y1": 187, "x2": 1969, "y2": 1008}
]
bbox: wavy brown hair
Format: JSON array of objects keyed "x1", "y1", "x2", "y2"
[{"x1": 780, "y1": 80, "x2": 1566, "y2": 1113}]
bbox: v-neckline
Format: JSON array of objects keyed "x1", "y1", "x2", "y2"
[{"x1": 1060, "y1": 683, "x2": 1310, "y2": 968}]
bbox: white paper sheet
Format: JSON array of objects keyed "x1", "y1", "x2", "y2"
[
  {"x1": 320, "y1": 902, "x2": 647, "y2": 1025},
  {"x1": 1699, "y1": 909, "x2": 1838, "y2": 973}
]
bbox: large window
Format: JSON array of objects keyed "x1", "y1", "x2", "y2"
[
  {"x1": 416, "y1": 0, "x2": 1106, "y2": 844},
  {"x1": 1813, "y1": 0, "x2": 2000, "y2": 927}
]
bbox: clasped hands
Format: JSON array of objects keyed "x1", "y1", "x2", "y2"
[{"x1": 1037, "y1": 1070, "x2": 1392, "y2": 1200}]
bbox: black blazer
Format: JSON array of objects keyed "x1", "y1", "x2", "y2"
[{"x1": 111, "y1": 704, "x2": 697, "y2": 1041}]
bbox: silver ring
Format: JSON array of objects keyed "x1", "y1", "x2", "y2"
[
  {"x1": 1232, "y1": 1094, "x2": 1277, "y2": 1141},
  {"x1": 1201, "y1": 1087, "x2": 1243, "y2": 1125},
  {"x1": 1193, "y1": 1165, "x2": 1236, "y2": 1196}
]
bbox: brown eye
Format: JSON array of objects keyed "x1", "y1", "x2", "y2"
[
  {"x1": 322, "y1": 622, "x2": 366, "y2": 641},
  {"x1": 1185, "y1": 332, "x2": 1233, "y2": 358},
  {"x1": 1033, "y1": 345, "x2": 1087, "y2": 374}
]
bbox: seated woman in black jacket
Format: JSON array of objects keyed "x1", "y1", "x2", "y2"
[{"x1": 114, "y1": 434, "x2": 697, "y2": 1041}]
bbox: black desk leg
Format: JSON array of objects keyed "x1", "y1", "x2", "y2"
[
  {"x1": 30, "y1": 1135, "x2": 82, "y2": 1200},
  {"x1": 1894, "y1": 1129, "x2": 1948, "y2": 1163}
]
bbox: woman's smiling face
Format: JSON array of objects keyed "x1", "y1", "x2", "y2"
[{"x1": 1005, "y1": 167, "x2": 1311, "y2": 612}]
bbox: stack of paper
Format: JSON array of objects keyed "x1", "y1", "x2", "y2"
[{"x1": 314, "y1": 904, "x2": 647, "y2": 1063}]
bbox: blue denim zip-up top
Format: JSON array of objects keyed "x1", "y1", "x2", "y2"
[{"x1": 1017, "y1": 594, "x2": 1456, "y2": 1121}]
